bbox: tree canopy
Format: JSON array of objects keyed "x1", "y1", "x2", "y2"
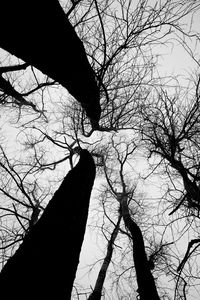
[{"x1": 0, "y1": 1, "x2": 200, "y2": 299}]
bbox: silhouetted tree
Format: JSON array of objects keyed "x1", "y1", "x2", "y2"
[
  {"x1": 140, "y1": 78, "x2": 200, "y2": 215},
  {"x1": 0, "y1": 1, "x2": 199, "y2": 299},
  {"x1": 119, "y1": 192, "x2": 160, "y2": 300},
  {"x1": 0, "y1": 62, "x2": 55, "y2": 114},
  {"x1": 0, "y1": 149, "x2": 96, "y2": 299},
  {"x1": 85, "y1": 138, "x2": 162, "y2": 299},
  {"x1": 139, "y1": 76, "x2": 200, "y2": 297},
  {"x1": 88, "y1": 214, "x2": 122, "y2": 300},
  {"x1": 0, "y1": 0, "x2": 100, "y2": 125}
]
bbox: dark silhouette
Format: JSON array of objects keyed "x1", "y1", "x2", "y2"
[
  {"x1": 0, "y1": 149, "x2": 96, "y2": 299},
  {"x1": 88, "y1": 215, "x2": 122, "y2": 300},
  {"x1": 0, "y1": 0, "x2": 100, "y2": 125},
  {"x1": 0, "y1": 70, "x2": 38, "y2": 111},
  {"x1": 120, "y1": 194, "x2": 160, "y2": 300}
]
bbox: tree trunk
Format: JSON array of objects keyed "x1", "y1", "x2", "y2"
[
  {"x1": 0, "y1": 0, "x2": 100, "y2": 124},
  {"x1": 120, "y1": 195, "x2": 160, "y2": 300},
  {"x1": 0, "y1": 149, "x2": 96, "y2": 300},
  {"x1": 88, "y1": 215, "x2": 121, "y2": 300}
]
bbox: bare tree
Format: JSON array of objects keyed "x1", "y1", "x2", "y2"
[
  {"x1": 82, "y1": 136, "x2": 168, "y2": 299},
  {"x1": 140, "y1": 76, "x2": 200, "y2": 215},
  {"x1": 139, "y1": 74, "x2": 200, "y2": 298},
  {"x1": 88, "y1": 214, "x2": 122, "y2": 300},
  {"x1": 0, "y1": 61, "x2": 55, "y2": 115},
  {"x1": 0, "y1": 1, "x2": 199, "y2": 299},
  {"x1": 0, "y1": 0, "x2": 100, "y2": 125},
  {"x1": 0, "y1": 149, "x2": 96, "y2": 299}
]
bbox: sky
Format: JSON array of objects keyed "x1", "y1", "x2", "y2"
[{"x1": 0, "y1": 1, "x2": 200, "y2": 299}]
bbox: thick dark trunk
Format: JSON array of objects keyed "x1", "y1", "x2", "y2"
[
  {"x1": 0, "y1": 0, "x2": 100, "y2": 124},
  {"x1": 0, "y1": 149, "x2": 96, "y2": 300},
  {"x1": 121, "y1": 196, "x2": 160, "y2": 300},
  {"x1": 88, "y1": 291, "x2": 102, "y2": 300}
]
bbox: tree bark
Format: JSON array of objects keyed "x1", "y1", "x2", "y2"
[
  {"x1": 0, "y1": 0, "x2": 100, "y2": 124},
  {"x1": 0, "y1": 149, "x2": 96, "y2": 300},
  {"x1": 120, "y1": 195, "x2": 160, "y2": 300}
]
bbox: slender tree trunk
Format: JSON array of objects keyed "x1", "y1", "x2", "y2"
[
  {"x1": 88, "y1": 215, "x2": 121, "y2": 300},
  {"x1": 0, "y1": 149, "x2": 96, "y2": 300},
  {"x1": 120, "y1": 195, "x2": 160, "y2": 300}
]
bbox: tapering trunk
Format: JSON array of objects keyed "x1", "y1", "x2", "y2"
[
  {"x1": 121, "y1": 196, "x2": 160, "y2": 300},
  {"x1": 88, "y1": 215, "x2": 121, "y2": 300},
  {"x1": 0, "y1": 149, "x2": 96, "y2": 299},
  {"x1": 0, "y1": 0, "x2": 100, "y2": 123}
]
